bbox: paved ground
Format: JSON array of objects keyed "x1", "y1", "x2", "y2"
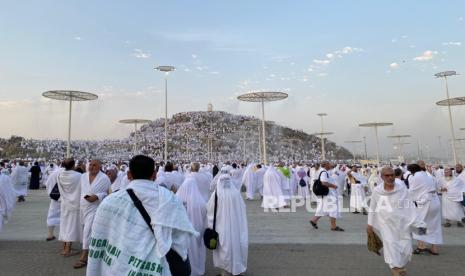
[
  {"x1": 1, "y1": 242, "x2": 464, "y2": 275},
  {"x1": 1, "y1": 190, "x2": 465, "y2": 275}
]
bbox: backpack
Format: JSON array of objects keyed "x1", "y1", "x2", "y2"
[
  {"x1": 312, "y1": 171, "x2": 329, "y2": 196},
  {"x1": 49, "y1": 183, "x2": 60, "y2": 201},
  {"x1": 299, "y1": 178, "x2": 307, "y2": 187}
]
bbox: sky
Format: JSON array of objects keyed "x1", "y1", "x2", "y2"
[{"x1": 1, "y1": 0, "x2": 465, "y2": 160}]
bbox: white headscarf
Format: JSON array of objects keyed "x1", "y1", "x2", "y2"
[{"x1": 207, "y1": 174, "x2": 248, "y2": 275}]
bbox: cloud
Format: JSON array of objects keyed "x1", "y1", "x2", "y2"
[
  {"x1": 209, "y1": 71, "x2": 220, "y2": 75},
  {"x1": 413, "y1": 50, "x2": 437, "y2": 61},
  {"x1": 313, "y1": 59, "x2": 331, "y2": 65},
  {"x1": 0, "y1": 99, "x2": 34, "y2": 107},
  {"x1": 131, "y1": 49, "x2": 151, "y2": 59},
  {"x1": 191, "y1": 54, "x2": 198, "y2": 59},
  {"x1": 317, "y1": 73, "x2": 328, "y2": 77},
  {"x1": 459, "y1": 17, "x2": 463, "y2": 22},
  {"x1": 442, "y1": 41, "x2": 462, "y2": 46},
  {"x1": 389, "y1": 62, "x2": 399, "y2": 69},
  {"x1": 74, "y1": 36, "x2": 82, "y2": 41}
]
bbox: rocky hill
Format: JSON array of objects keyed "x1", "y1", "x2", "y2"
[{"x1": 0, "y1": 111, "x2": 352, "y2": 162}]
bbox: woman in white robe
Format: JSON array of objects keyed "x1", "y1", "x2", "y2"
[
  {"x1": 295, "y1": 167, "x2": 310, "y2": 199},
  {"x1": 242, "y1": 164, "x2": 257, "y2": 200},
  {"x1": 207, "y1": 174, "x2": 248, "y2": 275},
  {"x1": 10, "y1": 162, "x2": 29, "y2": 201},
  {"x1": 0, "y1": 171, "x2": 16, "y2": 232},
  {"x1": 176, "y1": 175, "x2": 207, "y2": 276},
  {"x1": 439, "y1": 168, "x2": 465, "y2": 226},
  {"x1": 261, "y1": 166, "x2": 287, "y2": 209}
]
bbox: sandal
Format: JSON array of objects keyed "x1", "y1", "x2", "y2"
[
  {"x1": 46, "y1": 236, "x2": 56, "y2": 242},
  {"x1": 62, "y1": 250, "x2": 80, "y2": 257},
  {"x1": 73, "y1": 260, "x2": 87, "y2": 269},
  {"x1": 427, "y1": 249, "x2": 439, "y2": 256},
  {"x1": 443, "y1": 222, "x2": 452, "y2": 227},
  {"x1": 413, "y1": 248, "x2": 426, "y2": 255},
  {"x1": 331, "y1": 226, "x2": 345, "y2": 232},
  {"x1": 310, "y1": 220, "x2": 318, "y2": 229}
]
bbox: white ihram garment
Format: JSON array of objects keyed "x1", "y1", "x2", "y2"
[
  {"x1": 439, "y1": 177, "x2": 465, "y2": 221},
  {"x1": 80, "y1": 171, "x2": 111, "y2": 249},
  {"x1": 176, "y1": 176, "x2": 207, "y2": 276},
  {"x1": 261, "y1": 167, "x2": 286, "y2": 209},
  {"x1": 11, "y1": 165, "x2": 29, "y2": 197},
  {"x1": 314, "y1": 169, "x2": 340, "y2": 219},
  {"x1": 0, "y1": 173, "x2": 16, "y2": 232},
  {"x1": 409, "y1": 172, "x2": 443, "y2": 245},
  {"x1": 57, "y1": 170, "x2": 82, "y2": 242},
  {"x1": 207, "y1": 175, "x2": 248, "y2": 275},
  {"x1": 349, "y1": 172, "x2": 368, "y2": 212},
  {"x1": 368, "y1": 182, "x2": 425, "y2": 269},
  {"x1": 242, "y1": 164, "x2": 257, "y2": 199},
  {"x1": 45, "y1": 168, "x2": 63, "y2": 227}
]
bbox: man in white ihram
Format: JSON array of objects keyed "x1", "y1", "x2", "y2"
[
  {"x1": 87, "y1": 155, "x2": 197, "y2": 276},
  {"x1": 367, "y1": 167, "x2": 426, "y2": 276},
  {"x1": 348, "y1": 165, "x2": 368, "y2": 215},
  {"x1": 73, "y1": 159, "x2": 111, "y2": 269},
  {"x1": 310, "y1": 161, "x2": 343, "y2": 231},
  {"x1": 57, "y1": 158, "x2": 82, "y2": 257}
]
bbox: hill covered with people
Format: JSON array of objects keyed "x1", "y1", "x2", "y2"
[{"x1": 0, "y1": 111, "x2": 352, "y2": 162}]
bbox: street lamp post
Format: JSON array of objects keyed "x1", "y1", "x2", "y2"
[
  {"x1": 42, "y1": 90, "x2": 98, "y2": 158},
  {"x1": 237, "y1": 91, "x2": 288, "y2": 164},
  {"x1": 155, "y1": 65, "x2": 176, "y2": 162},
  {"x1": 387, "y1": 135, "x2": 411, "y2": 163},
  {"x1": 359, "y1": 122, "x2": 393, "y2": 166},
  {"x1": 363, "y1": 136, "x2": 368, "y2": 160},
  {"x1": 435, "y1": 71, "x2": 461, "y2": 165},
  {"x1": 119, "y1": 119, "x2": 152, "y2": 155},
  {"x1": 316, "y1": 113, "x2": 328, "y2": 160},
  {"x1": 344, "y1": 140, "x2": 363, "y2": 164}
]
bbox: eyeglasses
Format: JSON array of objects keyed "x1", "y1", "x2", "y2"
[{"x1": 382, "y1": 174, "x2": 395, "y2": 177}]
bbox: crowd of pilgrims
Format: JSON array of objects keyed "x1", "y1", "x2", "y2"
[{"x1": 1, "y1": 156, "x2": 465, "y2": 276}]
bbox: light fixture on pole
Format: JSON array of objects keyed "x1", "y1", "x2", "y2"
[
  {"x1": 344, "y1": 140, "x2": 363, "y2": 164},
  {"x1": 363, "y1": 136, "x2": 368, "y2": 160},
  {"x1": 387, "y1": 134, "x2": 411, "y2": 163},
  {"x1": 316, "y1": 113, "x2": 329, "y2": 160},
  {"x1": 359, "y1": 122, "x2": 393, "y2": 166},
  {"x1": 155, "y1": 65, "x2": 176, "y2": 162},
  {"x1": 435, "y1": 71, "x2": 461, "y2": 165},
  {"x1": 436, "y1": 96, "x2": 465, "y2": 164},
  {"x1": 314, "y1": 131, "x2": 334, "y2": 161},
  {"x1": 237, "y1": 91, "x2": 288, "y2": 164},
  {"x1": 42, "y1": 90, "x2": 98, "y2": 158},
  {"x1": 119, "y1": 119, "x2": 152, "y2": 155}
]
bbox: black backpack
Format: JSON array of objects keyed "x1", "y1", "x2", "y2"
[
  {"x1": 299, "y1": 178, "x2": 307, "y2": 187},
  {"x1": 312, "y1": 171, "x2": 329, "y2": 196},
  {"x1": 49, "y1": 183, "x2": 60, "y2": 201}
]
